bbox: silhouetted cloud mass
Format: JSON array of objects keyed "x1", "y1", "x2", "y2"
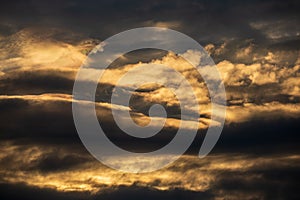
[{"x1": 0, "y1": 0, "x2": 300, "y2": 199}]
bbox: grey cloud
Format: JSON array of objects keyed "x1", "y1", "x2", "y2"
[
  {"x1": 0, "y1": 143, "x2": 92, "y2": 172},
  {"x1": 0, "y1": 183, "x2": 214, "y2": 200},
  {"x1": 1, "y1": 95, "x2": 300, "y2": 156},
  {"x1": 0, "y1": 183, "x2": 87, "y2": 200},
  {"x1": 1, "y1": 0, "x2": 299, "y2": 45},
  {"x1": 0, "y1": 1, "x2": 300, "y2": 198}
]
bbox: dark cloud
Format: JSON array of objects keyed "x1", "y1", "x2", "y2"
[
  {"x1": 219, "y1": 119, "x2": 300, "y2": 154},
  {"x1": 0, "y1": 71, "x2": 74, "y2": 95},
  {"x1": 0, "y1": 0, "x2": 299, "y2": 45},
  {"x1": 1, "y1": 0, "x2": 300, "y2": 199},
  {"x1": 96, "y1": 185, "x2": 214, "y2": 200},
  {"x1": 0, "y1": 144, "x2": 92, "y2": 172},
  {"x1": 269, "y1": 39, "x2": 300, "y2": 51},
  {"x1": 29, "y1": 153, "x2": 91, "y2": 172},
  {"x1": 0, "y1": 183, "x2": 215, "y2": 200},
  {"x1": 0, "y1": 96, "x2": 183, "y2": 152},
  {"x1": 1, "y1": 156, "x2": 300, "y2": 200},
  {"x1": 0, "y1": 98, "x2": 80, "y2": 144},
  {"x1": 0, "y1": 183, "x2": 87, "y2": 200},
  {"x1": 1, "y1": 96, "x2": 300, "y2": 156},
  {"x1": 212, "y1": 164, "x2": 300, "y2": 200}
]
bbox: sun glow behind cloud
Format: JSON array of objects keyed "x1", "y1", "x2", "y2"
[
  {"x1": 0, "y1": 24, "x2": 300, "y2": 199},
  {"x1": 1, "y1": 142, "x2": 300, "y2": 195}
]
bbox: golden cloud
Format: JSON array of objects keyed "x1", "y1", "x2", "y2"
[{"x1": 1, "y1": 142, "x2": 299, "y2": 193}]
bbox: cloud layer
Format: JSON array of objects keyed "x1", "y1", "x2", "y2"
[{"x1": 1, "y1": 0, "x2": 300, "y2": 199}]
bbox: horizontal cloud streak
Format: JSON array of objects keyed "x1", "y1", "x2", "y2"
[
  {"x1": 0, "y1": 3, "x2": 300, "y2": 197},
  {"x1": 0, "y1": 141, "x2": 299, "y2": 199}
]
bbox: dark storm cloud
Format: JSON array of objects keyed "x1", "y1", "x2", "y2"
[
  {"x1": 0, "y1": 0, "x2": 300, "y2": 199},
  {"x1": 211, "y1": 118, "x2": 300, "y2": 155},
  {"x1": 0, "y1": 183, "x2": 87, "y2": 200},
  {"x1": 0, "y1": 96, "x2": 183, "y2": 152},
  {"x1": 211, "y1": 163, "x2": 300, "y2": 200},
  {"x1": 31, "y1": 153, "x2": 91, "y2": 172},
  {"x1": 0, "y1": 71, "x2": 74, "y2": 95},
  {"x1": 0, "y1": 143, "x2": 92, "y2": 172},
  {"x1": 0, "y1": 0, "x2": 299, "y2": 45},
  {"x1": 1, "y1": 96, "x2": 300, "y2": 155},
  {"x1": 0, "y1": 97, "x2": 84, "y2": 146},
  {"x1": 1, "y1": 154, "x2": 300, "y2": 200},
  {"x1": 269, "y1": 39, "x2": 300, "y2": 51},
  {"x1": 95, "y1": 186, "x2": 214, "y2": 200},
  {"x1": 0, "y1": 183, "x2": 215, "y2": 200}
]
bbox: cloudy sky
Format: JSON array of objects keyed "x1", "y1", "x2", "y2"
[{"x1": 0, "y1": 0, "x2": 300, "y2": 199}]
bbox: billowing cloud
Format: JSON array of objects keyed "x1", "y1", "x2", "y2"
[
  {"x1": 0, "y1": 141, "x2": 299, "y2": 200},
  {"x1": 1, "y1": 1, "x2": 300, "y2": 198},
  {"x1": 1, "y1": 28, "x2": 299, "y2": 130}
]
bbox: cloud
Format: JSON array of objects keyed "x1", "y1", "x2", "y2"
[
  {"x1": 0, "y1": 70, "x2": 75, "y2": 95},
  {"x1": 250, "y1": 19, "x2": 300, "y2": 41},
  {"x1": 0, "y1": 182, "x2": 214, "y2": 200},
  {"x1": 1, "y1": 35, "x2": 299, "y2": 132},
  {"x1": 0, "y1": 28, "x2": 88, "y2": 72},
  {"x1": 0, "y1": 1, "x2": 300, "y2": 199},
  {"x1": 1, "y1": 140, "x2": 300, "y2": 199},
  {"x1": 226, "y1": 102, "x2": 300, "y2": 123},
  {"x1": 143, "y1": 20, "x2": 182, "y2": 29},
  {"x1": 216, "y1": 59, "x2": 300, "y2": 102},
  {"x1": 281, "y1": 77, "x2": 300, "y2": 97},
  {"x1": 0, "y1": 183, "x2": 87, "y2": 200}
]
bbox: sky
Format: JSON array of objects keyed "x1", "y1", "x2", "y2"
[{"x1": 0, "y1": 0, "x2": 300, "y2": 199}]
